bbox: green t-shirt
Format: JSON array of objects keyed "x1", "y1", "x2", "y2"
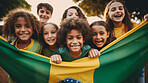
[
  {"x1": 41, "y1": 46, "x2": 54, "y2": 57},
  {"x1": 12, "y1": 39, "x2": 41, "y2": 54},
  {"x1": 52, "y1": 45, "x2": 91, "y2": 62}
]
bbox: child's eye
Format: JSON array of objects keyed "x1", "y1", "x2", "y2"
[
  {"x1": 14, "y1": 24, "x2": 21, "y2": 28},
  {"x1": 77, "y1": 36, "x2": 82, "y2": 39},
  {"x1": 111, "y1": 7, "x2": 116, "y2": 11},
  {"x1": 75, "y1": 13, "x2": 79, "y2": 16},
  {"x1": 43, "y1": 32, "x2": 48, "y2": 35},
  {"x1": 51, "y1": 31, "x2": 56, "y2": 34},
  {"x1": 40, "y1": 10, "x2": 44, "y2": 13},
  {"x1": 46, "y1": 11, "x2": 50, "y2": 14},
  {"x1": 15, "y1": 25, "x2": 21, "y2": 28},
  {"x1": 67, "y1": 37, "x2": 73, "y2": 40},
  {"x1": 92, "y1": 33, "x2": 97, "y2": 36},
  {"x1": 68, "y1": 14, "x2": 72, "y2": 16},
  {"x1": 26, "y1": 25, "x2": 30, "y2": 28},
  {"x1": 100, "y1": 32, "x2": 105, "y2": 35},
  {"x1": 119, "y1": 6, "x2": 123, "y2": 10}
]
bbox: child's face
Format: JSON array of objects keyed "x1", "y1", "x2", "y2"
[
  {"x1": 66, "y1": 29, "x2": 84, "y2": 54},
  {"x1": 108, "y1": 2, "x2": 125, "y2": 23},
  {"x1": 91, "y1": 25, "x2": 109, "y2": 48},
  {"x1": 43, "y1": 24, "x2": 57, "y2": 46},
  {"x1": 14, "y1": 17, "x2": 33, "y2": 41},
  {"x1": 37, "y1": 6, "x2": 52, "y2": 23},
  {"x1": 66, "y1": 8, "x2": 79, "y2": 19}
]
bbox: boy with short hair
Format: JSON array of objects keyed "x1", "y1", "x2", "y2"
[{"x1": 37, "y1": 3, "x2": 53, "y2": 26}]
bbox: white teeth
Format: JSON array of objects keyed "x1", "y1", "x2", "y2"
[
  {"x1": 48, "y1": 39, "x2": 55, "y2": 43},
  {"x1": 19, "y1": 33, "x2": 28, "y2": 36},
  {"x1": 41, "y1": 16, "x2": 47, "y2": 19},
  {"x1": 115, "y1": 13, "x2": 122, "y2": 17},
  {"x1": 95, "y1": 41, "x2": 103, "y2": 44},
  {"x1": 72, "y1": 46, "x2": 79, "y2": 47},
  {"x1": 71, "y1": 45, "x2": 80, "y2": 48}
]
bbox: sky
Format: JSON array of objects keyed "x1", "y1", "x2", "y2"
[{"x1": 25, "y1": 0, "x2": 101, "y2": 25}]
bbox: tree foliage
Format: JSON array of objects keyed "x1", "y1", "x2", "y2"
[
  {"x1": 73, "y1": 0, "x2": 148, "y2": 20},
  {"x1": 0, "y1": 0, "x2": 31, "y2": 20}
]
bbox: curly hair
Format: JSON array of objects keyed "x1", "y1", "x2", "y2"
[
  {"x1": 39, "y1": 22, "x2": 59, "y2": 47},
  {"x1": 37, "y1": 3, "x2": 53, "y2": 15},
  {"x1": 61, "y1": 6, "x2": 87, "y2": 21},
  {"x1": 57, "y1": 18, "x2": 91, "y2": 46},
  {"x1": 2, "y1": 8, "x2": 40, "y2": 41},
  {"x1": 103, "y1": 0, "x2": 133, "y2": 32}
]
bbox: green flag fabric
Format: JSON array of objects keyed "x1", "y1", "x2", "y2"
[{"x1": 0, "y1": 20, "x2": 148, "y2": 83}]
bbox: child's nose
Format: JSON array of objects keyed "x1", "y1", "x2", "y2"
[
  {"x1": 72, "y1": 15, "x2": 78, "y2": 19},
  {"x1": 97, "y1": 34, "x2": 101, "y2": 39},
  {"x1": 20, "y1": 27, "x2": 25, "y2": 31},
  {"x1": 48, "y1": 33, "x2": 52, "y2": 37},
  {"x1": 43, "y1": 12, "x2": 46, "y2": 15},
  {"x1": 73, "y1": 38, "x2": 77, "y2": 43}
]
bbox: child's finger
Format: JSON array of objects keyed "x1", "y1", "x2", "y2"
[
  {"x1": 56, "y1": 56, "x2": 62, "y2": 64},
  {"x1": 95, "y1": 50, "x2": 101, "y2": 57},
  {"x1": 51, "y1": 56, "x2": 56, "y2": 63},
  {"x1": 88, "y1": 51, "x2": 93, "y2": 58},
  {"x1": 94, "y1": 51, "x2": 99, "y2": 58},
  {"x1": 91, "y1": 50, "x2": 96, "y2": 58}
]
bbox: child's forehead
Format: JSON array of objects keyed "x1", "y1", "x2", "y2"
[
  {"x1": 43, "y1": 24, "x2": 57, "y2": 29},
  {"x1": 110, "y1": 2, "x2": 123, "y2": 8},
  {"x1": 14, "y1": 17, "x2": 32, "y2": 25},
  {"x1": 67, "y1": 29, "x2": 82, "y2": 34},
  {"x1": 40, "y1": 6, "x2": 50, "y2": 11}
]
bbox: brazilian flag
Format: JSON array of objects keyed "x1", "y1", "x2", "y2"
[{"x1": 0, "y1": 20, "x2": 148, "y2": 83}]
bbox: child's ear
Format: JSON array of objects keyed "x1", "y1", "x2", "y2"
[
  {"x1": 83, "y1": 40, "x2": 85, "y2": 43},
  {"x1": 107, "y1": 32, "x2": 110, "y2": 38}
]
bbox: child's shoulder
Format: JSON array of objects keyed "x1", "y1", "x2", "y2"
[
  {"x1": 29, "y1": 39, "x2": 42, "y2": 53},
  {"x1": 132, "y1": 22, "x2": 138, "y2": 28},
  {"x1": 83, "y1": 45, "x2": 91, "y2": 48}
]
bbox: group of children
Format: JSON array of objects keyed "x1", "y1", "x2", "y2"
[{"x1": 0, "y1": 0, "x2": 148, "y2": 82}]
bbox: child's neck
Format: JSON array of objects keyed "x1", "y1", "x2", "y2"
[
  {"x1": 69, "y1": 50, "x2": 82, "y2": 58},
  {"x1": 113, "y1": 22, "x2": 122, "y2": 28},
  {"x1": 16, "y1": 39, "x2": 31, "y2": 49},
  {"x1": 48, "y1": 44, "x2": 59, "y2": 52}
]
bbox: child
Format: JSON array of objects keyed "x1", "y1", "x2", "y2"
[
  {"x1": 88, "y1": 21, "x2": 116, "y2": 51},
  {"x1": 2, "y1": 8, "x2": 41, "y2": 83},
  {"x1": 61, "y1": 6, "x2": 87, "y2": 21},
  {"x1": 51, "y1": 18, "x2": 100, "y2": 64},
  {"x1": 39, "y1": 22, "x2": 60, "y2": 57},
  {"x1": 104, "y1": 0, "x2": 147, "y2": 82},
  {"x1": 37, "y1": 3, "x2": 53, "y2": 26},
  {"x1": 3, "y1": 8, "x2": 41, "y2": 54},
  {"x1": 103, "y1": 0, "x2": 135, "y2": 38}
]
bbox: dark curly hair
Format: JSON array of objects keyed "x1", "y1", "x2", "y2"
[
  {"x1": 61, "y1": 6, "x2": 86, "y2": 21},
  {"x1": 37, "y1": 3, "x2": 53, "y2": 15},
  {"x1": 57, "y1": 18, "x2": 91, "y2": 46},
  {"x1": 2, "y1": 8, "x2": 40, "y2": 41}
]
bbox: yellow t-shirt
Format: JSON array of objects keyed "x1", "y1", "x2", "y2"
[{"x1": 113, "y1": 23, "x2": 138, "y2": 38}]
